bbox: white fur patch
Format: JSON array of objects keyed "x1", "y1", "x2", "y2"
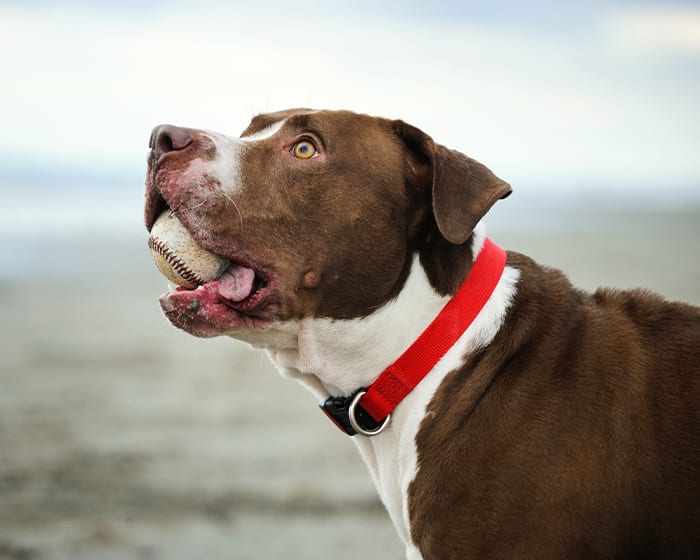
[
  {"x1": 239, "y1": 119, "x2": 286, "y2": 142},
  {"x1": 196, "y1": 119, "x2": 286, "y2": 197}
]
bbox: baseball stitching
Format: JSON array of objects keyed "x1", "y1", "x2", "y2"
[{"x1": 148, "y1": 235, "x2": 205, "y2": 287}]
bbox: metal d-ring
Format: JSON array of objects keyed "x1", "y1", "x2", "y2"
[{"x1": 348, "y1": 390, "x2": 391, "y2": 437}]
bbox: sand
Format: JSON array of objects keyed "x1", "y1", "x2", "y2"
[{"x1": 0, "y1": 204, "x2": 698, "y2": 559}]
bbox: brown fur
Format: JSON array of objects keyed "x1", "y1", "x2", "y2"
[{"x1": 409, "y1": 253, "x2": 700, "y2": 559}]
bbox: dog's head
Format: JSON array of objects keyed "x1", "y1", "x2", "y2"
[{"x1": 145, "y1": 109, "x2": 510, "y2": 342}]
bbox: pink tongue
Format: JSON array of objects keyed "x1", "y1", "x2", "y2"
[{"x1": 217, "y1": 265, "x2": 256, "y2": 302}]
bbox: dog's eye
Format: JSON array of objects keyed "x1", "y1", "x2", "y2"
[{"x1": 292, "y1": 140, "x2": 317, "y2": 159}]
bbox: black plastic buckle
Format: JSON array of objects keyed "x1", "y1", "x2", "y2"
[{"x1": 320, "y1": 388, "x2": 390, "y2": 437}]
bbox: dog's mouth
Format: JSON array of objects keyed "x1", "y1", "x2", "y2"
[
  {"x1": 216, "y1": 265, "x2": 269, "y2": 312},
  {"x1": 164, "y1": 263, "x2": 270, "y2": 314},
  {"x1": 146, "y1": 194, "x2": 276, "y2": 335}
]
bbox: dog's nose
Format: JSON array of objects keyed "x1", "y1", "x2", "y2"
[{"x1": 149, "y1": 125, "x2": 193, "y2": 158}]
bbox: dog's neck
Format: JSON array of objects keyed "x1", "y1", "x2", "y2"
[
  {"x1": 250, "y1": 224, "x2": 520, "y2": 554},
  {"x1": 264, "y1": 224, "x2": 488, "y2": 400}
]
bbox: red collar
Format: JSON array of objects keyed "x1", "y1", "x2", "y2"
[{"x1": 321, "y1": 237, "x2": 507, "y2": 436}]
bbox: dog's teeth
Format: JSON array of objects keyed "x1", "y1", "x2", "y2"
[{"x1": 167, "y1": 283, "x2": 178, "y2": 293}]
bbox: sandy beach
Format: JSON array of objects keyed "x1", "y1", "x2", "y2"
[{"x1": 0, "y1": 203, "x2": 698, "y2": 559}]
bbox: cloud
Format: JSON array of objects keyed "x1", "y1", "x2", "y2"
[
  {"x1": 604, "y1": 4, "x2": 700, "y2": 55},
  {"x1": 0, "y1": 2, "x2": 698, "y2": 198}
]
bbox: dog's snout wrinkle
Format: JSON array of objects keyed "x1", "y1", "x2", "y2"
[{"x1": 150, "y1": 124, "x2": 193, "y2": 158}]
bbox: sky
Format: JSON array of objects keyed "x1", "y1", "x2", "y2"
[{"x1": 0, "y1": 0, "x2": 699, "y2": 207}]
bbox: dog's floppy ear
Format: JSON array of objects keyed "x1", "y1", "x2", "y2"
[
  {"x1": 432, "y1": 145, "x2": 512, "y2": 244},
  {"x1": 395, "y1": 120, "x2": 512, "y2": 245}
]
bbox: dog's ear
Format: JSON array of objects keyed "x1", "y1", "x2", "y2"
[
  {"x1": 395, "y1": 121, "x2": 512, "y2": 245},
  {"x1": 432, "y1": 145, "x2": 512, "y2": 244}
]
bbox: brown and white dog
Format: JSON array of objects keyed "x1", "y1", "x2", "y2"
[{"x1": 144, "y1": 109, "x2": 700, "y2": 559}]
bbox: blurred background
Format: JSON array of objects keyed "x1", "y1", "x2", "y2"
[{"x1": 0, "y1": 1, "x2": 698, "y2": 559}]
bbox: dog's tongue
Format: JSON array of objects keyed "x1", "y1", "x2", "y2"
[{"x1": 217, "y1": 264, "x2": 256, "y2": 302}]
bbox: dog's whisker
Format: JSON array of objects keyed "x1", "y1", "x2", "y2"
[
  {"x1": 169, "y1": 200, "x2": 185, "y2": 214},
  {"x1": 221, "y1": 191, "x2": 245, "y2": 233}
]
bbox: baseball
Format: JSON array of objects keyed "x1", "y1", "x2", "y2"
[{"x1": 148, "y1": 210, "x2": 230, "y2": 289}]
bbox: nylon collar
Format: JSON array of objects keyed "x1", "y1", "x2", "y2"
[{"x1": 320, "y1": 238, "x2": 507, "y2": 436}]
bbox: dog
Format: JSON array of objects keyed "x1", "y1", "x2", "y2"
[{"x1": 144, "y1": 109, "x2": 700, "y2": 559}]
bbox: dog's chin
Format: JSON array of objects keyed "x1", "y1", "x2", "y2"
[{"x1": 158, "y1": 279, "x2": 274, "y2": 338}]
